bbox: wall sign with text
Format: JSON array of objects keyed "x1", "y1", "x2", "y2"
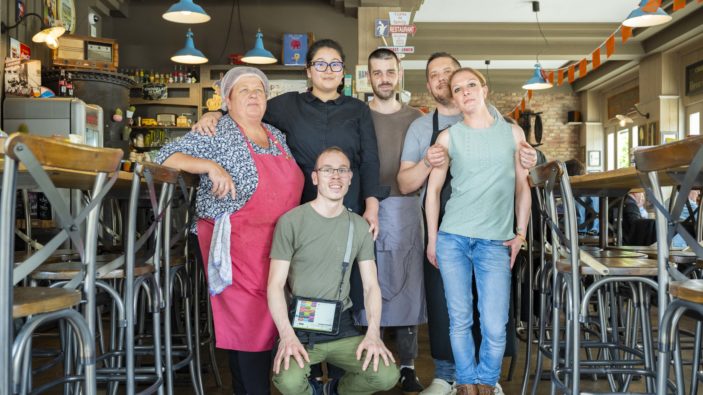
[{"x1": 686, "y1": 60, "x2": 703, "y2": 97}]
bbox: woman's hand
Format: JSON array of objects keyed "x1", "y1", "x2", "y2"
[
  {"x1": 363, "y1": 197, "x2": 379, "y2": 241},
  {"x1": 192, "y1": 111, "x2": 223, "y2": 136},
  {"x1": 503, "y1": 236, "x2": 524, "y2": 269},
  {"x1": 207, "y1": 161, "x2": 236, "y2": 199},
  {"x1": 518, "y1": 140, "x2": 537, "y2": 169},
  {"x1": 426, "y1": 239, "x2": 438, "y2": 268}
]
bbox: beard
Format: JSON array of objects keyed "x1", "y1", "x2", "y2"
[
  {"x1": 430, "y1": 84, "x2": 452, "y2": 106},
  {"x1": 371, "y1": 83, "x2": 396, "y2": 100}
]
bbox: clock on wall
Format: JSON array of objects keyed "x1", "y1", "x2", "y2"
[{"x1": 58, "y1": 0, "x2": 76, "y2": 33}]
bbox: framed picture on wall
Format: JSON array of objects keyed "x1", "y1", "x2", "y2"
[
  {"x1": 588, "y1": 150, "x2": 601, "y2": 167},
  {"x1": 58, "y1": 0, "x2": 76, "y2": 33},
  {"x1": 43, "y1": 0, "x2": 57, "y2": 27},
  {"x1": 355, "y1": 65, "x2": 372, "y2": 93},
  {"x1": 685, "y1": 59, "x2": 703, "y2": 97}
]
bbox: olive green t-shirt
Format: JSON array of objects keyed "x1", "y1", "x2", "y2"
[{"x1": 270, "y1": 203, "x2": 375, "y2": 311}]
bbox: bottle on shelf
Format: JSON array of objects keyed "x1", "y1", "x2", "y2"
[
  {"x1": 58, "y1": 69, "x2": 67, "y2": 97},
  {"x1": 66, "y1": 72, "x2": 74, "y2": 97}
]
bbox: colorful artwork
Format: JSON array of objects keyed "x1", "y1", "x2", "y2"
[
  {"x1": 283, "y1": 34, "x2": 308, "y2": 66},
  {"x1": 58, "y1": 0, "x2": 76, "y2": 33},
  {"x1": 43, "y1": 0, "x2": 57, "y2": 27}
]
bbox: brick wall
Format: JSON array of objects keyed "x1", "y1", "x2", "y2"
[{"x1": 409, "y1": 90, "x2": 582, "y2": 162}]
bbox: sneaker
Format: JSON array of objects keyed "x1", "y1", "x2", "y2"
[
  {"x1": 398, "y1": 367, "x2": 424, "y2": 393},
  {"x1": 419, "y1": 378, "x2": 456, "y2": 395},
  {"x1": 494, "y1": 383, "x2": 504, "y2": 395},
  {"x1": 308, "y1": 378, "x2": 323, "y2": 395},
  {"x1": 323, "y1": 378, "x2": 339, "y2": 395}
]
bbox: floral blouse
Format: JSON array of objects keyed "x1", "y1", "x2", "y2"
[{"x1": 155, "y1": 115, "x2": 292, "y2": 222}]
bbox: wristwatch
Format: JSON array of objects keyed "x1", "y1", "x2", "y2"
[{"x1": 423, "y1": 157, "x2": 431, "y2": 168}]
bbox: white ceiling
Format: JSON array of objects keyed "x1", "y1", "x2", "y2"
[{"x1": 413, "y1": 0, "x2": 639, "y2": 23}]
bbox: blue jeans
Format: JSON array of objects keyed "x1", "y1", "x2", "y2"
[
  {"x1": 433, "y1": 358, "x2": 455, "y2": 382},
  {"x1": 436, "y1": 231, "x2": 511, "y2": 386}
]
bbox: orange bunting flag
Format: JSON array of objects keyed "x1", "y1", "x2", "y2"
[
  {"x1": 592, "y1": 48, "x2": 601, "y2": 70},
  {"x1": 513, "y1": 109, "x2": 519, "y2": 120},
  {"x1": 641, "y1": 0, "x2": 661, "y2": 12},
  {"x1": 622, "y1": 26, "x2": 632, "y2": 44},
  {"x1": 557, "y1": 69, "x2": 564, "y2": 86},
  {"x1": 673, "y1": 0, "x2": 686, "y2": 10},
  {"x1": 579, "y1": 59, "x2": 588, "y2": 79},
  {"x1": 606, "y1": 34, "x2": 615, "y2": 58},
  {"x1": 527, "y1": 89, "x2": 533, "y2": 100},
  {"x1": 520, "y1": 99, "x2": 526, "y2": 112},
  {"x1": 568, "y1": 65, "x2": 575, "y2": 84},
  {"x1": 547, "y1": 71, "x2": 554, "y2": 85}
]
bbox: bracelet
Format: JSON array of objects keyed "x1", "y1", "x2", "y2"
[
  {"x1": 423, "y1": 157, "x2": 431, "y2": 168},
  {"x1": 515, "y1": 233, "x2": 527, "y2": 243}
]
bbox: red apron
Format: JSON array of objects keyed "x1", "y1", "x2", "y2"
[{"x1": 197, "y1": 125, "x2": 303, "y2": 351}]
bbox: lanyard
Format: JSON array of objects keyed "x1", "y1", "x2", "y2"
[{"x1": 335, "y1": 210, "x2": 354, "y2": 301}]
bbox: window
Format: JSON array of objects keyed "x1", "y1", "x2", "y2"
[
  {"x1": 617, "y1": 129, "x2": 630, "y2": 168},
  {"x1": 631, "y1": 126, "x2": 639, "y2": 148},
  {"x1": 690, "y1": 112, "x2": 700, "y2": 136},
  {"x1": 607, "y1": 132, "x2": 615, "y2": 170}
]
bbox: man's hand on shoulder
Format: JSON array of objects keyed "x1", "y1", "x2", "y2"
[
  {"x1": 191, "y1": 111, "x2": 223, "y2": 136},
  {"x1": 356, "y1": 333, "x2": 395, "y2": 372},
  {"x1": 273, "y1": 332, "x2": 309, "y2": 374}
]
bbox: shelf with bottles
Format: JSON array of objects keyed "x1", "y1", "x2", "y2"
[
  {"x1": 120, "y1": 65, "x2": 201, "y2": 86},
  {"x1": 199, "y1": 64, "x2": 306, "y2": 86},
  {"x1": 131, "y1": 125, "x2": 192, "y2": 130}
]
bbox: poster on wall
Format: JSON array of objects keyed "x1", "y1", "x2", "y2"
[
  {"x1": 43, "y1": 0, "x2": 57, "y2": 27},
  {"x1": 16, "y1": 0, "x2": 25, "y2": 20},
  {"x1": 282, "y1": 34, "x2": 308, "y2": 66},
  {"x1": 58, "y1": 0, "x2": 76, "y2": 33},
  {"x1": 685, "y1": 60, "x2": 703, "y2": 97},
  {"x1": 355, "y1": 65, "x2": 371, "y2": 93}
]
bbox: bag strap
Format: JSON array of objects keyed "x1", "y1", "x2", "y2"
[{"x1": 336, "y1": 210, "x2": 355, "y2": 301}]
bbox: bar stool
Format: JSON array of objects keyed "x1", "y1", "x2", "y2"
[
  {"x1": 634, "y1": 136, "x2": 703, "y2": 395},
  {"x1": 0, "y1": 134, "x2": 122, "y2": 394},
  {"x1": 527, "y1": 160, "x2": 659, "y2": 395}
]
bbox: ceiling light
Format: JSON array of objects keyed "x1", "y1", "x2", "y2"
[
  {"x1": 623, "y1": 0, "x2": 672, "y2": 28},
  {"x1": 522, "y1": 64, "x2": 552, "y2": 90},
  {"x1": 163, "y1": 0, "x2": 211, "y2": 24},
  {"x1": 616, "y1": 114, "x2": 633, "y2": 127},
  {"x1": 171, "y1": 29, "x2": 208, "y2": 64},
  {"x1": 242, "y1": 30, "x2": 277, "y2": 65}
]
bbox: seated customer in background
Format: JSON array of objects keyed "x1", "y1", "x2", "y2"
[
  {"x1": 267, "y1": 147, "x2": 399, "y2": 395},
  {"x1": 564, "y1": 159, "x2": 599, "y2": 235},
  {"x1": 671, "y1": 190, "x2": 699, "y2": 248},
  {"x1": 611, "y1": 192, "x2": 656, "y2": 246}
]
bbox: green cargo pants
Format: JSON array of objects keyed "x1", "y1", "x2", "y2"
[{"x1": 273, "y1": 335, "x2": 399, "y2": 395}]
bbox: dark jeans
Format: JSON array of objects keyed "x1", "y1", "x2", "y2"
[{"x1": 228, "y1": 350, "x2": 271, "y2": 395}]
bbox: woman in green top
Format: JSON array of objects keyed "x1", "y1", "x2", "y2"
[{"x1": 425, "y1": 67, "x2": 531, "y2": 395}]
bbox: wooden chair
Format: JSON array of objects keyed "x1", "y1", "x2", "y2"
[
  {"x1": 0, "y1": 134, "x2": 122, "y2": 394},
  {"x1": 527, "y1": 160, "x2": 659, "y2": 395},
  {"x1": 634, "y1": 136, "x2": 703, "y2": 395}
]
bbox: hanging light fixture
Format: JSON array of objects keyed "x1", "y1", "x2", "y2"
[
  {"x1": 523, "y1": 2, "x2": 552, "y2": 91},
  {"x1": 171, "y1": 29, "x2": 208, "y2": 64},
  {"x1": 163, "y1": 0, "x2": 211, "y2": 24},
  {"x1": 522, "y1": 64, "x2": 553, "y2": 90},
  {"x1": 623, "y1": 0, "x2": 671, "y2": 28},
  {"x1": 0, "y1": 13, "x2": 65, "y2": 49},
  {"x1": 241, "y1": 30, "x2": 277, "y2": 65}
]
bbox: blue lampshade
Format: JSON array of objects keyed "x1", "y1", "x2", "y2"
[
  {"x1": 241, "y1": 30, "x2": 277, "y2": 65},
  {"x1": 163, "y1": 0, "x2": 211, "y2": 24},
  {"x1": 522, "y1": 64, "x2": 552, "y2": 90},
  {"x1": 171, "y1": 29, "x2": 208, "y2": 64},
  {"x1": 623, "y1": 0, "x2": 671, "y2": 28}
]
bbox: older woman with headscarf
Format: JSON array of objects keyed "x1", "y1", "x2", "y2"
[{"x1": 155, "y1": 66, "x2": 304, "y2": 395}]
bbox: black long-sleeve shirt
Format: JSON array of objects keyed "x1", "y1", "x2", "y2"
[{"x1": 264, "y1": 91, "x2": 388, "y2": 214}]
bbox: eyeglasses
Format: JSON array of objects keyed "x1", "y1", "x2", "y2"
[
  {"x1": 310, "y1": 61, "x2": 344, "y2": 73},
  {"x1": 315, "y1": 167, "x2": 352, "y2": 177}
]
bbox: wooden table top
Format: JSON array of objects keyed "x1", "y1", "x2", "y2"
[{"x1": 570, "y1": 166, "x2": 675, "y2": 196}]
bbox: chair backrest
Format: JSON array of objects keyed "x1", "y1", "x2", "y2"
[
  {"x1": 0, "y1": 133, "x2": 122, "y2": 393},
  {"x1": 635, "y1": 136, "x2": 703, "y2": 275},
  {"x1": 528, "y1": 160, "x2": 582, "y2": 272}
]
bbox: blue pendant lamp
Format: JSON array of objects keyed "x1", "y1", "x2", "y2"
[
  {"x1": 623, "y1": 0, "x2": 671, "y2": 27},
  {"x1": 171, "y1": 29, "x2": 208, "y2": 64},
  {"x1": 241, "y1": 30, "x2": 277, "y2": 65},
  {"x1": 522, "y1": 64, "x2": 552, "y2": 90},
  {"x1": 163, "y1": 0, "x2": 211, "y2": 24}
]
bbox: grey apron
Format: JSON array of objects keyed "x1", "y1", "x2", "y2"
[{"x1": 355, "y1": 196, "x2": 427, "y2": 326}]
